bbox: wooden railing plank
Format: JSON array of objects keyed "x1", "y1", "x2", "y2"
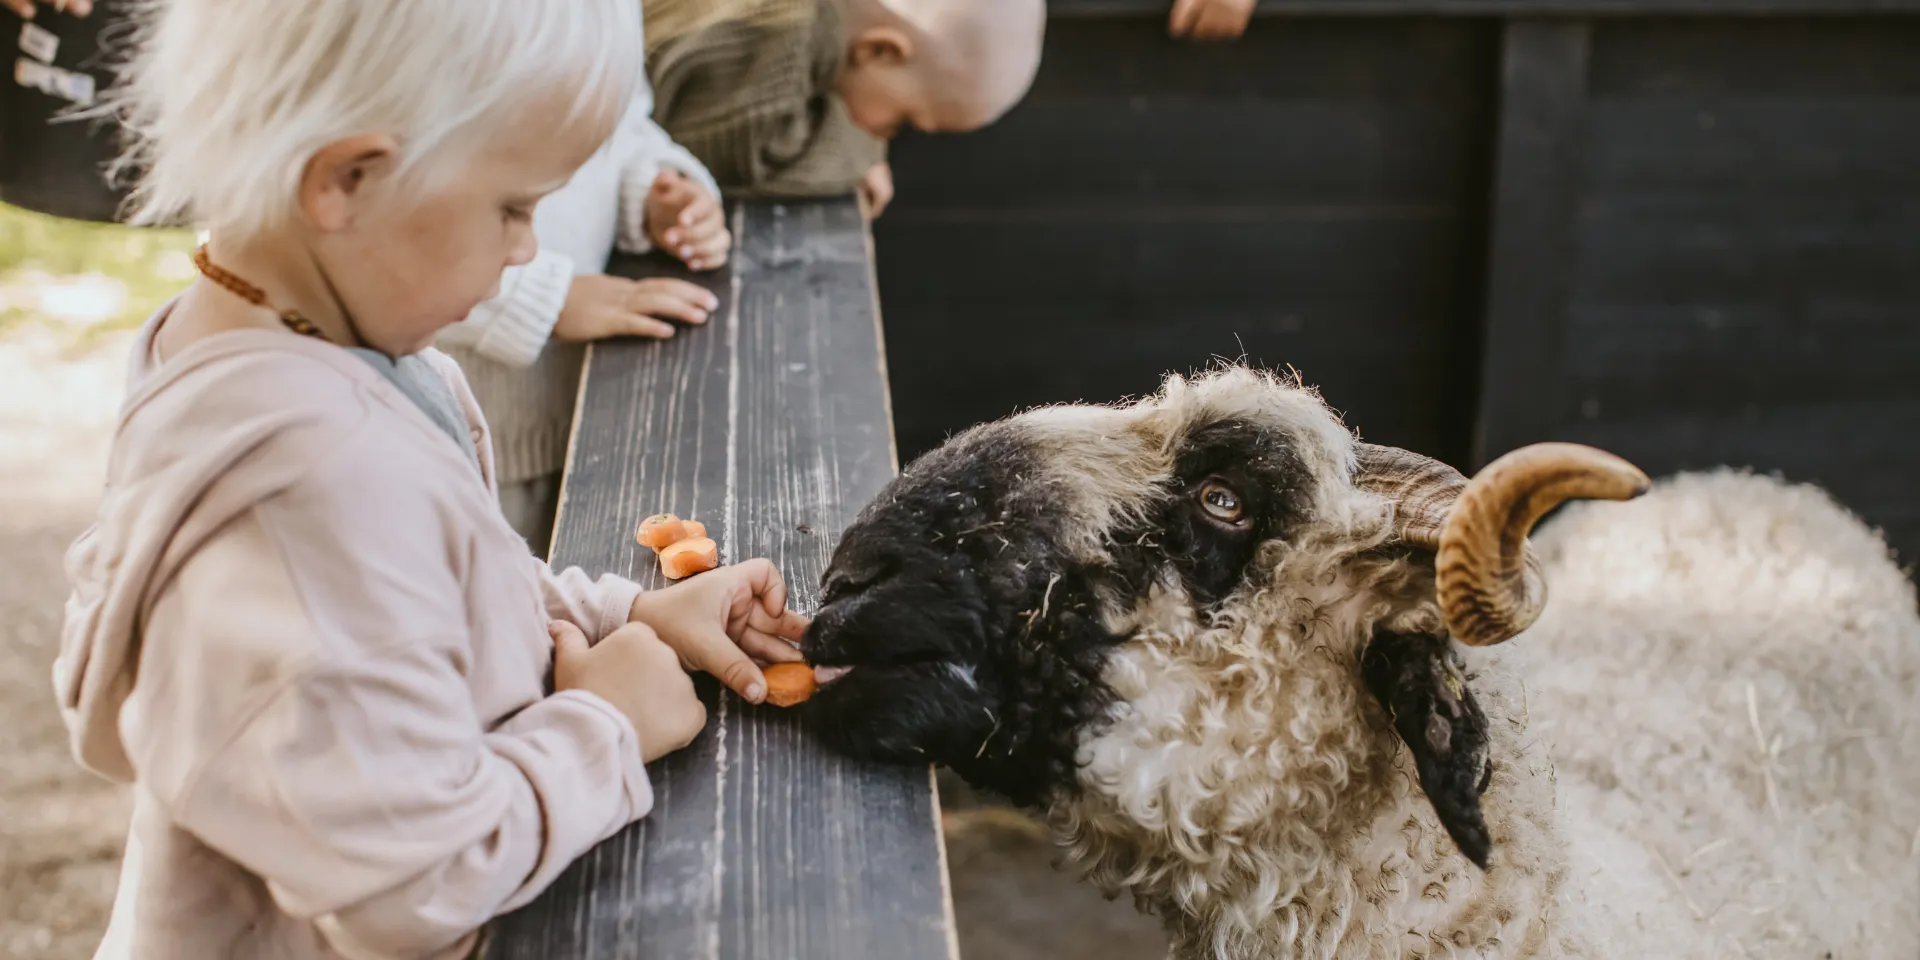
[{"x1": 482, "y1": 197, "x2": 954, "y2": 960}]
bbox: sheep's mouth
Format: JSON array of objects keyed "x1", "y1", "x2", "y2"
[{"x1": 813, "y1": 665, "x2": 854, "y2": 685}]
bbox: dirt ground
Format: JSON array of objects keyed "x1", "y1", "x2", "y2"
[
  {"x1": 0, "y1": 326, "x2": 140, "y2": 959},
  {"x1": 0, "y1": 324, "x2": 1167, "y2": 959}
]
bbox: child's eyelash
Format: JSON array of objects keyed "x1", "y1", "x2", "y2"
[{"x1": 504, "y1": 205, "x2": 534, "y2": 222}]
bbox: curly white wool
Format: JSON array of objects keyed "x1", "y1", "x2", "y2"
[
  {"x1": 1028, "y1": 369, "x2": 1920, "y2": 958},
  {"x1": 101, "y1": 0, "x2": 644, "y2": 234}
]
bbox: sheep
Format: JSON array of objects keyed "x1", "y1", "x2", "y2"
[{"x1": 800, "y1": 365, "x2": 1920, "y2": 959}]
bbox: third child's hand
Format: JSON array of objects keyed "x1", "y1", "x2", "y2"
[
  {"x1": 3, "y1": 0, "x2": 91, "y2": 19},
  {"x1": 1168, "y1": 0, "x2": 1253, "y2": 40},
  {"x1": 551, "y1": 620, "x2": 706, "y2": 763},
  {"x1": 553, "y1": 273, "x2": 717, "y2": 342},
  {"x1": 859, "y1": 162, "x2": 895, "y2": 219},
  {"x1": 645, "y1": 170, "x2": 731, "y2": 271},
  {"x1": 628, "y1": 558, "x2": 810, "y2": 705}
]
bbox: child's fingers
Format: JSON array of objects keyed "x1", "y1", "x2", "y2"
[
  {"x1": 1194, "y1": 1, "x2": 1250, "y2": 39},
  {"x1": 665, "y1": 199, "x2": 723, "y2": 256},
  {"x1": 677, "y1": 193, "x2": 720, "y2": 229},
  {"x1": 743, "y1": 601, "x2": 810, "y2": 644},
  {"x1": 740, "y1": 632, "x2": 807, "y2": 665},
  {"x1": 634, "y1": 277, "x2": 719, "y2": 308},
  {"x1": 1168, "y1": 0, "x2": 1204, "y2": 37},
  {"x1": 616, "y1": 314, "x2": 679, "y2": 339},
  {"x1": 629, "y1": 282, "x2": 715, "y2": 325},
  {"x1": 683, "y1": 626, "x2": 769, "y2": 703},
  {"x1": 686, "y1": 232, "x2": 732, "y2": 270},
  {"x1": 549, "y1": 620, "x2": 591, "y2": 661},
  {"x1": 3, "y1": 0, "x2": 36, "y2": 17},
  {"x1": 57, "y1": 0, "x2": 89, "y2": 14},
  {"x1": 728, "y1": 558, "x2": 793, "y2": 621}
]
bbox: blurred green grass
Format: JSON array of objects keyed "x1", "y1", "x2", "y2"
[{"x1": 0, "y1": 202, "x2": 196, "y2": 337}]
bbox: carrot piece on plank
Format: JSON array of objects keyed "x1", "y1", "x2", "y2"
[
  {"x1": 659, "y1": 537, "x2": 719, "y2": 579},
  {"x1": 683, "y1": 520, "x2": 707, "y2": 539},
  {"x1": 636, "y1": 514, "x2": 686, "y2": 550}
]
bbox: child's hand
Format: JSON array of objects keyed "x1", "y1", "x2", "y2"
[
  {"x1": 645, "y1": 170, "x2": 731, "y2": 272},
  {"x1": 3, "y1": 0, "x2": 91, "y2": 18},
  {"x1": 859, "y1": 163, "x2": 895, "y2": 219},
  {"x1": 1168, "y1": 0, "x2": 1253, "y2": 40},
  {"x1": 627, "y1": 558, "x2": 810, "y2": 705},
  {"x1": 553, "y1": 274, "x2": 717, "y2": 342},
  {"x1": 551, "y1": 620, "x2": 707, "y2": 763}
]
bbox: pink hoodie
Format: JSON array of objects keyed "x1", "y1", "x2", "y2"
[{"x1": 55, "y1": 305, "x2": 652, "y2": 959}]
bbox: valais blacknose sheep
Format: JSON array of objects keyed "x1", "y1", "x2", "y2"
[{"x1": 801, "y1": 366, "x2": 1920, "y2": 958}]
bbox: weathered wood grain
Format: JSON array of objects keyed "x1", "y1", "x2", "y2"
[{"x1": 482, "y1": 197, "x2": 955, "y2": 959}]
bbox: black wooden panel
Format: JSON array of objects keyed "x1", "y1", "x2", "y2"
[
  {"x1": 876, "y1": 18, "x2": 1495, "y2": 466},
  {"x1": 1470, "y1": 21, "x2": 1592, "y2": 467},
  {"x1": 485, "y1": 198, "x2": 955, "y2": 959},
  {"x1": 1553, "y1": 19, "x2": 1920, "y2": 563}
]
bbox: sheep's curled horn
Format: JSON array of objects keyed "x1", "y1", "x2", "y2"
[{"x1": 1358, "y1": 442, "x2": 1652, "y2": 646}]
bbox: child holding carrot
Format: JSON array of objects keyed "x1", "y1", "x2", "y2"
[{"x1": 54, "y1": 1, "x2": 805, "y2": 957}]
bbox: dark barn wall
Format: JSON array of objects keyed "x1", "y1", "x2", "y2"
[
  {"x1": 1555, "y1": 19, "x2": 1920, "y2": 562},
  {"x1": 875, "y1": 19, "x2": 1499, "y2": 468},
  {"x1": 874, "y1": 10, "x2": 1920, "y2": 565}
]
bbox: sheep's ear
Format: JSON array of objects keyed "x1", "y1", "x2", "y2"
[{"x1": 1360, "y1": 628, "x2": 1495, "y2": 869}]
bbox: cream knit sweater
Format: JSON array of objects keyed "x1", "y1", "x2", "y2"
[{"x1": 434, "y1": 62, "x2": 719, "y2": 486}]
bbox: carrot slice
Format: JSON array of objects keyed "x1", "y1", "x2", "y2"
[
  {"x1": 636, "y1": 514, "x2": 686, "y2": 550},
  {"x1": 659, "y1": 537, "x2": 719, "y2": 579},
  {"x1": 683, "y1": 520, "x2": 707, "y2": 539},
  {"x1": 762, "y1": 662, "x2": 817, "y2": 707}
]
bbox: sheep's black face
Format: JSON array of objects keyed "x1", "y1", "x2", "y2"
[{"x1": 802, "y1": 408, "x2": 1315, "y2": 807}]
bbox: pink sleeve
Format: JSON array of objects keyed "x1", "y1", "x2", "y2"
[
  {"x1": 534, "y1": 560, "x2": 645, "y2": 644},
  {"x1": 181, "y1": 649, "x2": 653, "y2": 959}
]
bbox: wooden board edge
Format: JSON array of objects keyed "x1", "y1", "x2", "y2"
[
  {"x1": 927, "y1": 765, "x2": 963, "y2": 960},
  {"x1": 859, "y1": 193, "x2": 955, "y2": 957},
  {"x1": 859, "y1": 195, "x2": 903, "y2": 477},
  {"x1": 547, "y1": 340, "x2": 598, "y2": 564}
]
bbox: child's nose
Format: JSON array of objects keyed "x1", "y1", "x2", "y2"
[{"x1": 505, "y1": 231, "x2": 539, "y2": 268}]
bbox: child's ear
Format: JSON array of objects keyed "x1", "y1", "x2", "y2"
[
  {"x1": 298, "y1": 134, "x2": 400, "y2": 233},
  {"x1": 847, "y1": 26, "x2": 913, "y2": 69}
]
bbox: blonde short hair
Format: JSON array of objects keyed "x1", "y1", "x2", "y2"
[{"x1": 104, "y1": 0, "x2": 644, "y2": 234}]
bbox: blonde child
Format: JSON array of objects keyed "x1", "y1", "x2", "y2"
[
  {"x1": 642, "y1": 0, "x2": 1049, "y2": 218},
  {"x1": 434, "y1": 38, "x2": 730, "y2": 552},
  {"x1": 54, "y1": 1, "x2": 808, "y2": 957}
]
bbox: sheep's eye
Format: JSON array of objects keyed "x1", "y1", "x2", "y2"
[{"x1": 1197, "y1": 480, "x2": 1246, "y2": 524}]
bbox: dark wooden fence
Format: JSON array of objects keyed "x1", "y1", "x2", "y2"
[{"x1": 875, "y1": 2, "x2": 1920, "y2": 566}]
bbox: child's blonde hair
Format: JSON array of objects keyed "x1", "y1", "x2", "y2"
[{"x1": 105, "y1": 0, "x2": 645, "y2": 234}]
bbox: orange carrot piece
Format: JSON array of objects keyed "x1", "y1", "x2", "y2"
[
  {"x1": 762, "y1": 662, "x2": 817, "y2": 707},
  {"x1": 636, "y1": 514, "x2": 686, "y2": 550},
  {"x1": 683, "y1": 520, "x2": 707, "y2": 539},
  {"x1": 659, "y1": 537, "x2": 719, "y2": 579}
]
